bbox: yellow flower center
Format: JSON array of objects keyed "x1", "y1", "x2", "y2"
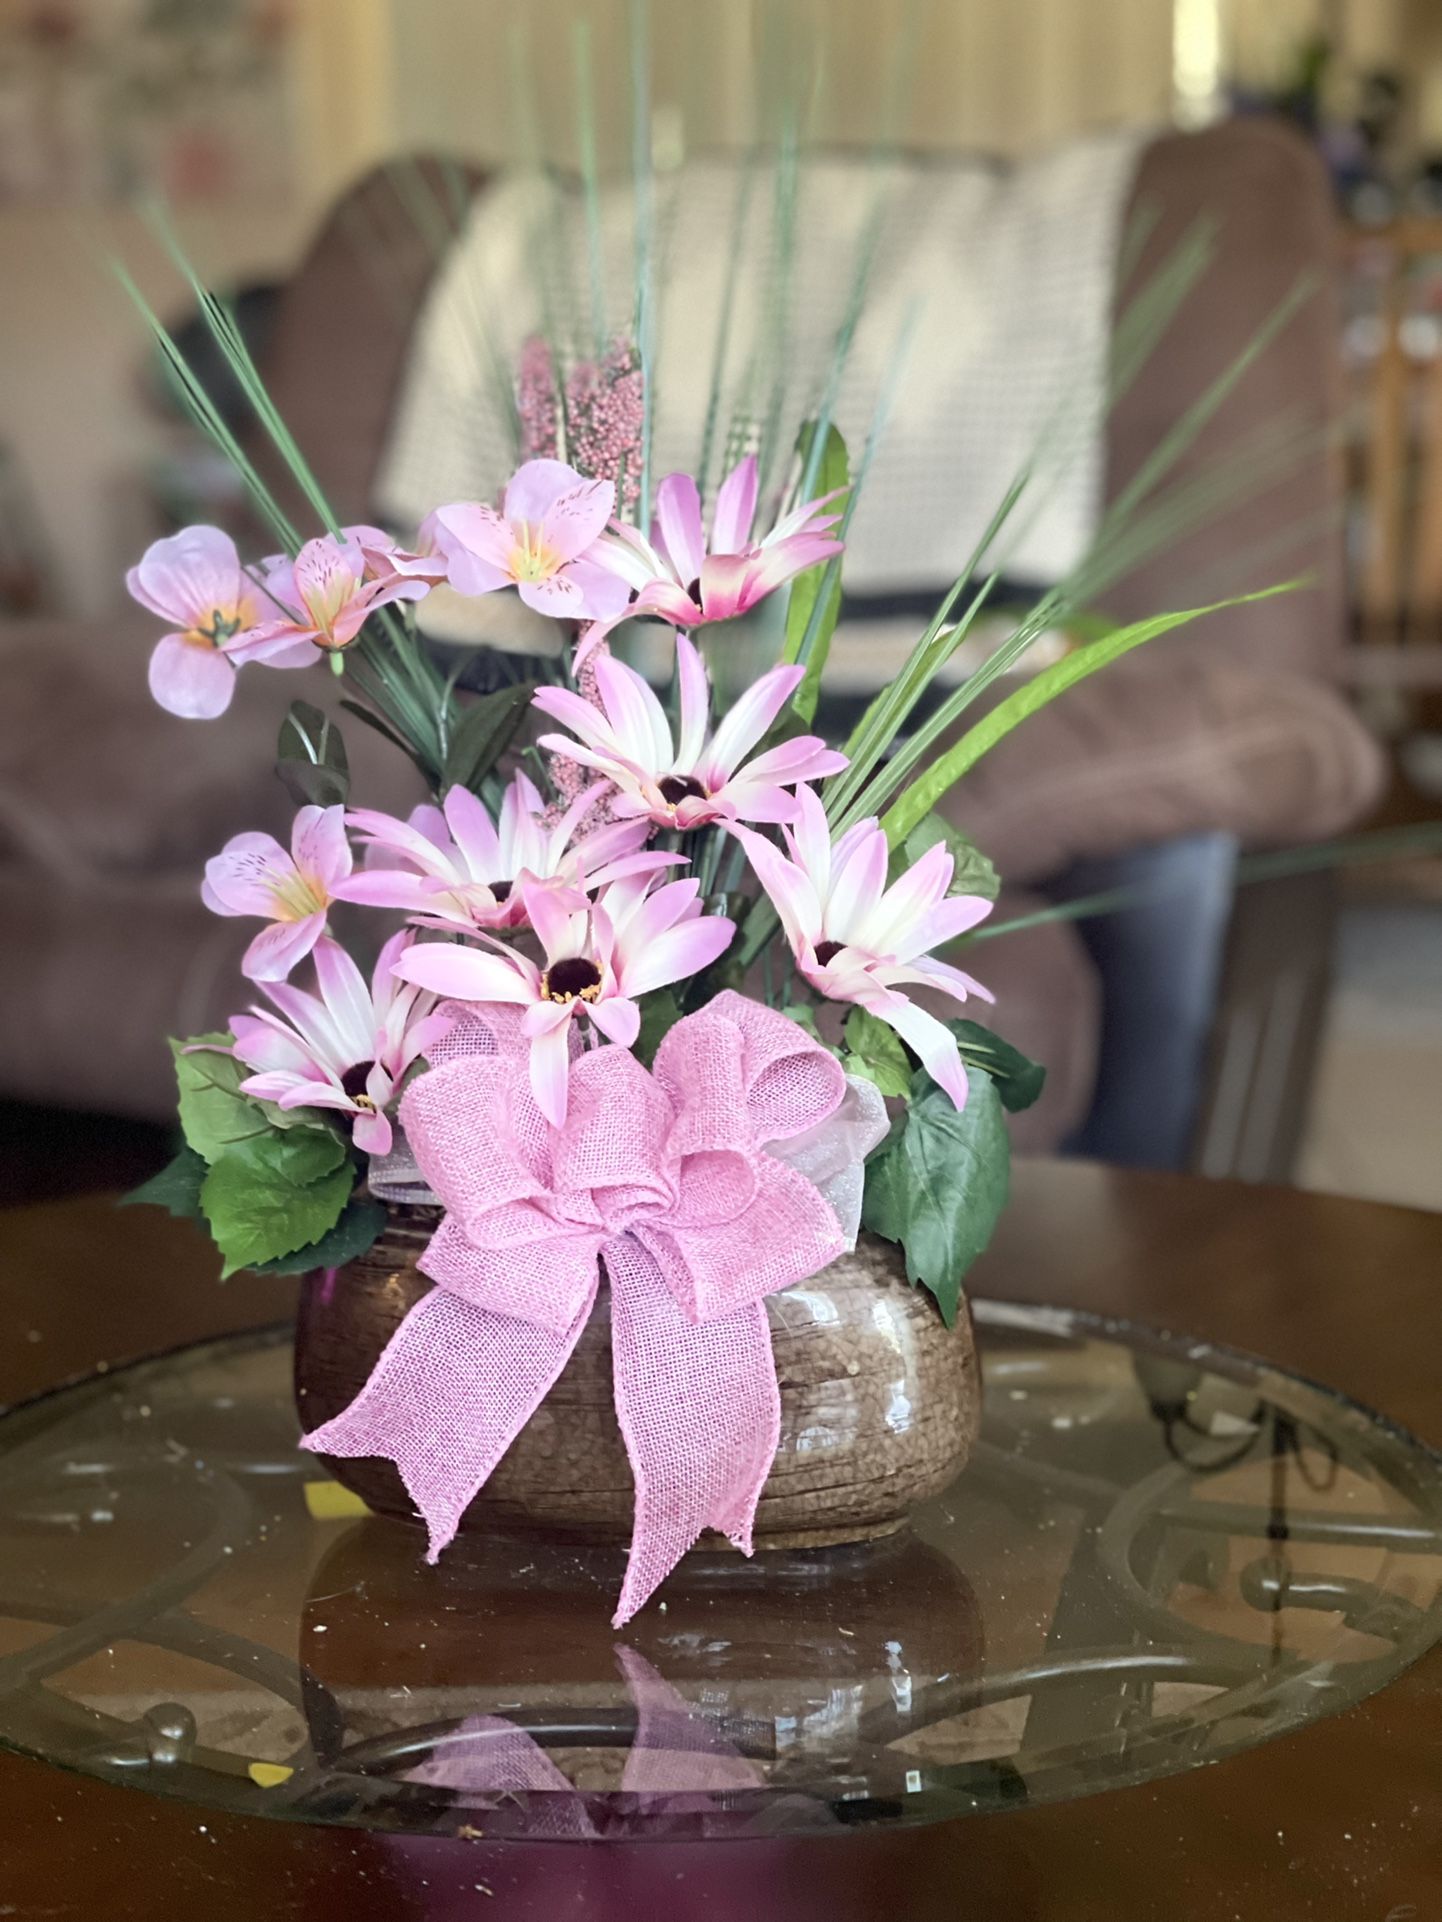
[
  {"x1": 269, "y1": 871, "x2": 328, "y2": 923},
  {"x1": 185, "y1": 596, "x2": 257, "y2": 651},
  {"x1": 508, "y1": 521, "x2": 563, "y2": 584}
]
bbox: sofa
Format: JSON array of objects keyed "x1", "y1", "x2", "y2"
[{"x1": 0, "y1": 119, "x2": 1383, "y2": 1166}]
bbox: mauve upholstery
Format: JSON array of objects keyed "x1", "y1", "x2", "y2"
[{"x1": 0, "y1": 124, "x2": 1381, "y2": 1142}]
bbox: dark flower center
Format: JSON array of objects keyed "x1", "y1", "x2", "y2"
[
  {"x1": 659, "y1": 774, "x2": 706, "y2": 806},
  {"x1": 542, "y1": 956, "x2": 603, "y2": 1003},
  {"x1": 340, "y1": 1060, "x2": 377, "y2": 1106},
  {"x1": 814, "y1": 940, "x2": 844, "y2": 967},
  {"x1": 490, "y1": 879, "x2": 513, "y2": 904},
  {"x1": 685, "y1": 577, "x2": 703, "y2": 604}
]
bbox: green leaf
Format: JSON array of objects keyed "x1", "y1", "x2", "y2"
[
  {"x1": 633, "y1": 988, "x2": 683, "y2": 1068},
  {"x1": 782, "y1": 423, "x2": 850, "y2": 724},
  {"x1": 862, "y1": 1064, "x2": 1010, "y2": 1325},
  {"x1": 119, "y1": 1146, "x2": 208, "y2": 1219},
  {"x1": 442, "y1": 682, "x2": 536, "y2": 793},
  {"x1": 173, "y1": 1038, "x2": 282, "y2": 1162},
  {"x1": 200, "y1": 1129, "x2": 353, "y2": 1278},
  {"x1": 246, "y1": 1195, "x2": 387, "y2": 1275},
  {"x1": 171, "y1": 1037, "x2": 327, "y2": 1162},
  {"x1": 881, "y1": 583, "x2": 1302, "y2": 845},
  {"x1": 950, "y1": 1019, "x2": 1046, "y2": 1113},
  {"x1": 842, "y1": 1006, "x2": 912, "y2": 1099},
  {"x1": 276, "y1": 700, "x2": 349, "y2": 809},
  {"x1": 891, "y1": 814, "x2": 1000, "y2": 903},
  {"x1": 779, "y1": 1003, "x2": 823, "y2": 1042}
]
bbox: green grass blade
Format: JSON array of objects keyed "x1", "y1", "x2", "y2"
[{"x1": 880, "y1": 582, "x2": 1303, "y2": 845}]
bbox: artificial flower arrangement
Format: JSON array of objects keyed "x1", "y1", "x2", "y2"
[{"x1": 123, "y1": 208, "x2": 1280, "y2": 1621}]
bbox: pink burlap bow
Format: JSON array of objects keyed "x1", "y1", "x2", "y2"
[{"x1": 300, "y1": 989, "x2": 849, "y2": 1625}]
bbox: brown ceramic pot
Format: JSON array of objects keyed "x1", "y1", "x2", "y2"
[{"x1": 294, "y1": 1206, "x2": 981, "y2": 1549}]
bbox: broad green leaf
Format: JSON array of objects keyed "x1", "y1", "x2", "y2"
[
  {"x1": 443, "y1": 682, "x2": 536, "y2": 793},
  {"x1": 881, "y1": 583, "x2": 1301, "y2": 844},
  {"x1": 843, "y1": 1006, "x2": 912, "y2": 1099},
  {"x1": 171, "y1": 1037, "x2": 326, "y2": 1161},
  {"x1": 201, "y1": 1129, "x2": 352, "y2": 1278},
  {"x1": 862, "y1": 1064, "x2": 1010, "y2": 1324},
  {"x1": 173, "y1": 1038, "x2": 283, "y2": 1162},
  {"x1": 782, "y1": 423, "x2": 850, "y2": 724},
  {"x1": 779, "y1": 1003, "x2": 823, "y2": 1042},
  {"x1": 119, "y1": 1146, "x2": 208, "y2": 1219},
  {"x1": 891, "y1": 813, "x2": 999, "y2": 903},
  {"x1": 950, "y1": 1019, "x2": 1046, "y2": 1113},
  {"x1": 634, "y1": 988, "x2": 683, "y2": 1068},
  {"x1": 277, "y1": 700, "x2": 349, "y2": 810},
  {"x1": 246, "y1": 1194, "x2": 387, "y2": 1275}
]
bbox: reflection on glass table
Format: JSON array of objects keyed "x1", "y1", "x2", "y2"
[{"x1": 0, "y1": 1303, "x2": 1438, "y2": 1843}]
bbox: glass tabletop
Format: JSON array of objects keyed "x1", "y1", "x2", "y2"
[{"x1": 0, "y1": 1303, "x2": 1438, "y2": 1843}]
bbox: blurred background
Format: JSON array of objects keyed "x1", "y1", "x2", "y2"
[{"x1": 1, "y1": 0, "x2": 1438, "y2": 1210}]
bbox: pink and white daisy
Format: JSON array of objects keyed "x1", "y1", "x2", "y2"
[
  {"x1": 430, "y1": 459, "x2": 633, "y2": 623},
  {"x1": 577, "y1": 454, "x2": 844, "y2": 662},
  {"x1": 333, "y1": 772, "x2": 673, "y2": 936},
  {"x1": 228, "y1": 527, "x2": 429, "y2": 662},
  {"x1": 731, "y1": 787, "x2": 994, "y2": 1110},
  {"x1": 391, "y1": 875, "x2": 736, "y2": 1127},
  {"x1": 533, "y1": 634, "x2": 846, "y2": 831},
  {"x1": 126, "y1": 524, "x2": 277, "y2": 720},
  {"x1": 229, "y1": 932, "x2": 453, "y2": 1156},
  {"x1": 202, "y1": 804, "x2": 353, "y2": 982}
]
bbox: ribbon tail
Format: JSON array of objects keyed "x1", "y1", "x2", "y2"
[
  {"x1": 605, "y1": 1238, "x2": 781, "y2": 1628},
  {"x1": 618, "y1": 1647, "x2": 763, "y2": 1801},
  {"x1": 300, "y1": 1284, "x2": 595, "y2": 1562}
]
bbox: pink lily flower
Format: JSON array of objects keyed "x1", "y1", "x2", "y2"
[
  {"x1": 333, "y1": 772, "x2": 674, "y2": 936},
  {"x1": 228, "y1": 527, "x2": 428, "y2": 662},
  {"x1": 730, "y1": 787, "x2": 994, "y2": 1110},
  {"x1": 577, "y1": 454, "x2": 844, "y2": 663},
  {"x1": 230, "y1": 932, "x2": 454, "y2": 1157},
  {"x1": 391, "y1": 875, "x2": 736, "y2": 1127},
  {"x1": 202, "y1": 804, "x2": 352, "y2": 982},
  {"x1": 126, "y1": 524, "x2": 281, "y2": 720},
  {"x1": 430, "y1": 460, "x2": 633, "y2": 622},
  {"x1": 533, "y1": 634, "x2": 846, "y2": 830}
]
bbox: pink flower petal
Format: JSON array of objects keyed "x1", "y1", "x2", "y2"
[
  {"x1": 654, "y1": 473, "x2": 705, "y2": 586},
  {"x1": 503, "y1": 459, "x2": 595, "y2": 527},
  {"x1": 518, "y1": 571, "x2": 588, "y2": 618},
  {"x1": 696, "y1": 552, "x2": 754, "y2": 622},
  {"x1": 432, "y1": 504, "x2": 513, "y2": 594},
  {"x1": 391, "y1": 943, "x2": 537, "y2": 1004},
  {"x1": 673, "y1": 633, "x2": 711, "y2": 771},
  {"x1": 128, "y1": 525, "x2": 242, "y2": 627},
  {"x1": 562, "y1": 556, "x2": 634, "y2": 620},
  {"x1": 710, "y1": 455, "x2": 758, "y2": 556},
  {"x1": 588, "y1": 993, "x2": 641, "y2": 1048},
  {"x1": 313, "y1": 937, "x2": 380, "y2": 1057},
  {"x1": 203, "y1": 832, "x2": 293, "y2": 917},
  {"x1": 226, "y1": 619, "x2": 320, "y2": 666},
  {"x1": 537, "y1": 478, "x2": 617, "y2": 565},
  {"x1": 528, "y1": 1013, "x2": 574, "y2": 1127},
  {"x1": 353, "y1": 1107, "x2": 393, "y2": 1155},
  {"x1": 701, "y1": 662, "x2": 803, "y2": 781},
  {"x1": 614, "y1": 911, "x2": 735, "y2": 1000},
  {"x1": 148, "y1": 633, "x2": 236, "y2": 720},
  {"x1": 595, "y1": 652, "x2": 674, "y2": 769},
  {"x1": 862, "y1": 992, "x2": 970, "y2": 1110},
  {"x1": 292, "y1": 804, "x2": 352, "y2": 893},
  {"x1": 242, "y1": 912, "x2": 327, "y2": 983},
  {"x1": 442, "y1": 784, "x2": 503, "y2": 879}
]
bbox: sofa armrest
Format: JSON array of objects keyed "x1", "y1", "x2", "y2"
[{"x1": 946, "y1": 654, "x2": 1384, "y2": 888}]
